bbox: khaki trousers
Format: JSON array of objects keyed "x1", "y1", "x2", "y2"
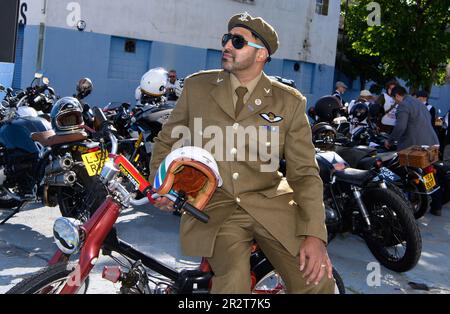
[{"x1": 207, "y1": 206, "x2": 335, "y2": 294}]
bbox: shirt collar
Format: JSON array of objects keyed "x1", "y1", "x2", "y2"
[{"x1": 230, "y1": 72, "x2": 263, "y2": 96}]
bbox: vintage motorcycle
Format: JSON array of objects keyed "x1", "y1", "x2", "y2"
[
  {"x1": 0, "y1": 76, "x2": 105, "y2": 222},
  {"x1": 316, "y1": 148, "x2": 422, "y2": 272},
  {"x1": 7, "y1": 109, "x2": 345, "y2": 294}
]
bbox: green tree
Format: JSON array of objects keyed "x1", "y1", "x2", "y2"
[{"x1": 342, "y1": 0, "x2": 450, "y2": 93}]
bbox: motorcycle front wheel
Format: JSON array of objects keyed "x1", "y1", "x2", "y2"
[
  {"x1": 362, "y1": 188, "x2": 422, "y2": 272},
  {"x1": 6, "y1": 262, "x2": 89, "y2": 294}
]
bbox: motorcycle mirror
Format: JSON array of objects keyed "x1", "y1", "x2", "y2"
[
  {"x1": 34, "y1": 72, "x2": 43, "y2": 79},
  {"x1": 0, "y1": 85, "x2": 4, "y2": 92},
  {"x1": 42, "y1": 77, "x2": 50, "y2": 85}
]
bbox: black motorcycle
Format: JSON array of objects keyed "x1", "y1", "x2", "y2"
[
  {"x1": 337, "y1": 124, "x2": 439, "y2": 219},
  {"x1": 0, "y1": 76, "x2": 105, "y2": 223},
  {"x1": 316, "y1": 149, "x2": 422, "y2": 272}
]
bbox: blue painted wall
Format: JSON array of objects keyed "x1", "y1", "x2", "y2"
[
  {"x1": 13, "y1": 25, "x2": 342, "y2": 111},
  {"x1": 0, "y1": 63, "x2": 14, "y2": 88}
]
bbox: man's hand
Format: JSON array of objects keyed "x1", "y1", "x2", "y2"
[
  {"x1": 299, "y1": 236, "x2": 333, "y2": 285},
  {"x1": 153, "y1": 196, "x2": 175, "y2": 212}
]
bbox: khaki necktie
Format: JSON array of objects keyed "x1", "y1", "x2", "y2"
[{"x1": 235, "y1": 86, "x2": 248, "y2": 117}]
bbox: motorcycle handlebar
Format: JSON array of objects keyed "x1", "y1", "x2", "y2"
[
  {"x1": 181, "y1": 201, "x2": 209, "y2": 223},
  {"x1": 147, "y1": 192, "x2": 209, "y2": 223}
]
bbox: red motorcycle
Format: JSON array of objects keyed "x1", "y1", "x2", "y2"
[{"x1": 7, "y1": 109, "x2": 345, "y2": 294}]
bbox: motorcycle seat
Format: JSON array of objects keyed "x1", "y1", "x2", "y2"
[
  {"x1": 334, "y1": 168, "x2": 373, "y2": 186},
  {"x1": 31, "y1": 130, "x2": 88, "y2": 147}
]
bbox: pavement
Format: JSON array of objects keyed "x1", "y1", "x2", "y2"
[{"x1": 0, "y1": 201, "x2": 449, "y2": 294}]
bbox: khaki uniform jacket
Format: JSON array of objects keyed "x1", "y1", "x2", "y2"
[{"x1": 149, "y1": 70, "x2": 327, "y2": 257}]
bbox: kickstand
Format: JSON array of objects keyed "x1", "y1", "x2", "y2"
[{"x1": 0, "y1": 201, "x2": 25, "y2": 225}]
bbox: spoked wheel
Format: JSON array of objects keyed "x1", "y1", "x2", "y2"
[
  {"x1": 6, "y1": 262, "x2": 89, "y2": 294},
  {"x1": 362, "y1": 188, "x2": 422, "y2": 272},
  {"x1": 252, "y1": 266, "x2": 345, "y2": 294}
]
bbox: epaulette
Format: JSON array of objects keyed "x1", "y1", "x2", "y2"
[
  {"x1": 271, "y1": 79, "x2": 302, "y2": 98},
  {"x1": 185, "y1": 69, "x2": 222, "y2": 80}
]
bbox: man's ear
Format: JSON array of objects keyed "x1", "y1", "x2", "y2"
[{"x1": 256, "y1": 48, "x2": 269, "y2": 62}]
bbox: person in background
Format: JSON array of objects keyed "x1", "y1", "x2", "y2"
[
  {"x1": 384, "y1": 85, "x2": 439, "y2": 151},
  {"x1": 443, "y1": 109, "x2": 450, "y2": 165},
  {"x1": 332, "y1": 81, "x2": 348, "y2": 108},
  {"x1": 348, "y1": 90, "x2": 373, "y2": 135},
  {"x1": 165, "y1": 69, "x2": 183, "y2": 102},
  {"x1": 384, "y1": 86, "x2": 442, "y2": 216},
  {"x1": 376, "y1": 79, "x2": 398, "y2": 134},
  {"x1": 415, "y1": 90, "x2": 437, "y2": 135}
]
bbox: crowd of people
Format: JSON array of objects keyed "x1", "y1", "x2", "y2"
[{"x1": 336, "y1": 80, "x2": 449, "y2": 161}]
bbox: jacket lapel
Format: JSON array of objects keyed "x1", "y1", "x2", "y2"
[
  {"x1": 210, "y1": 71, "x2": 236, "y2": 121},
  {"x1": 236, "y1": 73, "x2": 273, "y2": 122}
]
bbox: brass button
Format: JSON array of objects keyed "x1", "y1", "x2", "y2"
[
  {"x1": 236, "y1": 197, "x2": 241, "y2": 203},
  {"x1": 232, "y1": 173, "x2": 239, "y2": 180}
]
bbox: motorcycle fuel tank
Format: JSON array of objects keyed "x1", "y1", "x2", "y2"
[{"x1": 0, "y1": 116, "x2": 52, "y2": 153}]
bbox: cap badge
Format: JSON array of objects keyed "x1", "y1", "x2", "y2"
[{"x1": 238, "y1": 12, "x2": 251, "y2": 22}]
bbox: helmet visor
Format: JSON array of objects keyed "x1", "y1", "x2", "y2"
[{"x1": 56, "y1": 111, "x2": 83, "y2": 130}]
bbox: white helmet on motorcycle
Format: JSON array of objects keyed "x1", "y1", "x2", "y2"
[
  {"x1": 140, "y1": 68, "x2": 168, "y2": 97},
  {"x1": 153, "y1": 146, "x2": 222, "y2": 211}
]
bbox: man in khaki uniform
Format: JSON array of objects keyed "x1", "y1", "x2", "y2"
[{"x1": 150, "y1": 12, "x2": 335, "y2": 293}]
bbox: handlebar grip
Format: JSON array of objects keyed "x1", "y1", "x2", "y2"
[{"x1": 182, "y1": 201, "x2": 209, "y2": 223}]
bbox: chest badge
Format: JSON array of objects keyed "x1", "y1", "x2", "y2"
[{"x1": 260, "y1": 112, "x2": 283, "y2": 123}]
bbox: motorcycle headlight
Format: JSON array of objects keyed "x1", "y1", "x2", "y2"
[{"x1": 53, "y1": 217, "x2": 82, "y2": 254}]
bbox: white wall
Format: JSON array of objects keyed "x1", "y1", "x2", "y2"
[{"x1": 20, "y1": 0, "x2": 340, "y2": 67}]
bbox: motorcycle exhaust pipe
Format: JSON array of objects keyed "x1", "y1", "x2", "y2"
[
  {"x1": 45, "y1": 156, "x2": 74, "y2": 175},
  {"x1": 47, "y1": 171, "x2": 77, "y2": 187}
]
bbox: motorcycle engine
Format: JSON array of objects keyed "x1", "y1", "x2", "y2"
[{"x1": 324, "y1": 200, "x2": 340, "y2": 233}]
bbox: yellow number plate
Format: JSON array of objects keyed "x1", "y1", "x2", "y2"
[
  {"x1": 423, "y1": 173, "x2": 436, "y2": 191},
  {"x1": 81, "y1": 150, "x2": 109, "y2": 176}
]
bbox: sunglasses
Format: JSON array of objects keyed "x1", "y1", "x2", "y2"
[{"x1": 221, "y1": 33, "x2": 265, "y2": 50}]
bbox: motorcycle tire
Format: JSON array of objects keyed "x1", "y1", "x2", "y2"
[
  {"x1": 404, "y1": 180, "x2": 430, "y2": 219},
  {"x1": 362, "y1": 188, "x2": 422, "y2": 272},
  {"x1": 6, "y1": 262, "x2": 89, "y2": 294},
  {"x1": 385, "y1": 181, "x2": 413, "y2": 212},
  {"x1": 252, "y1": 260, "x2": 345, "y2": 294}
]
